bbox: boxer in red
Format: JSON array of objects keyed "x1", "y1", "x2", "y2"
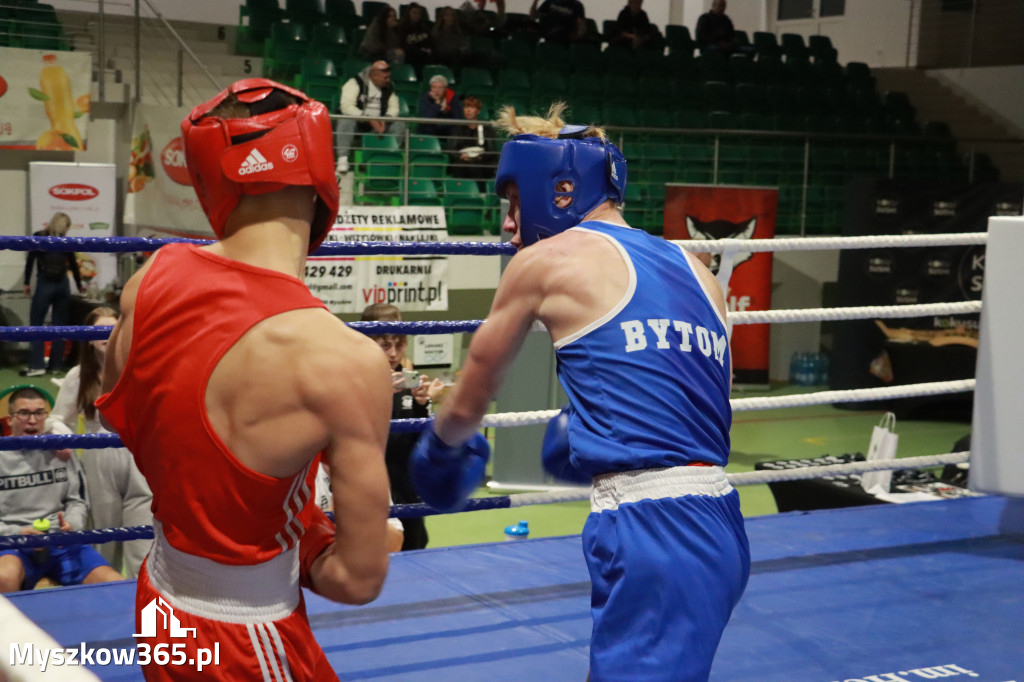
[{"x1": 98, "y1": 79, "x2": 394, "y2": 681}]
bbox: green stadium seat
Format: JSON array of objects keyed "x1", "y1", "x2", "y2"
[
  {"x1": 601, "y1": 45, "x2": 638, "y2": 74},
  {"x1": 752, "y1": 31, "x2": 782, "y2": 58},
  {"x1": 311, "y1": 24, "x2": 350, "y2": 65},
  {"x1": 325, "y1": 0, "x2": 358, "y2": 23},
  {"x1": 730, "y1": 53, "x2": 758, "y2": 84},
  {"x1": 340, "y1": 58, "x2": 371, "y2": 81},
  {"x1": 361, "y1": 1, "x2": 389, "y2": 23},
  {"x1": 534, "y1": 40, "x2": 570, "y2": 67},
  {"x1": 534, "y1": 72, "x2": 569, "y2": 101},
  {"x1": 497, "y1": 69, "x2": 531, "y2": 98},
  {"x1": 422, "y1": 64, "x2": 456, "y2": 86},
  {"x1": 295, "y1": 58, "x2": 340, "y2": 111},
  {"x1": 263, "y1": 22, "x2": 309, "y2": 80},
  {"x1": 458, "y1": 67, "x2": 495, "y2": 100},
  {"x1": 407, "y1": 178, "x2": 442, "y2": 206},
  {"x1": 780, "y1": 33, "x2": 809, "y2": 61},
  {"x1": 702, "y1": 81, "x2": 735, "y2": 113},
  {"x1": 568, "y1": 43, "x2": 602, "y2": 73},
  {"x1": 665, "y1": 25, "x2": 694, "y2": 55},
  {"x1": 500, "y1": 39, "x2": 534, "y2": 69},
  {"x1": 808, "y1": 35, "x2": 837, "y2": 62},
  {"x1": 285, "y1": 0, "x2": 326, "y2": 27}
]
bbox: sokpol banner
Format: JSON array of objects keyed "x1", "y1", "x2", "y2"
[
  {"x1": 663, "y1": 184, "x2": 778, "y2": 386},
  {"x1": 310, "y1": 206, "x2": 450, "y2": 314},
  {"x1": 28, "y1": 162, "x2": 117, "y2": 290},
  {"x1": 123, "y1": 103, "x2": 211, "y2": 237},
  {"x1": 0, "y1": 48, "x2": 92, "y2": 150}
]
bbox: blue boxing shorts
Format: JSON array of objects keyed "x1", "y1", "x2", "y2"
[
  {"x1": 582, "y1": 466, "x2": 750, "y2": 682},
  {"x1": 1, "y1": 544, "x2": 111, "y2": 590}
]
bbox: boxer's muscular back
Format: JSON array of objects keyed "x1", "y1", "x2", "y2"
[{"x1": 105, "y1": 253, "x2": 392, "y2": 482}]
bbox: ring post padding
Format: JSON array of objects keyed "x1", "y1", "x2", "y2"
[{"x1": 970, "y1": 216, "x2": 1024, "y2": 497}]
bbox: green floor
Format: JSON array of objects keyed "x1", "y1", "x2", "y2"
[{"x1": 3, "y1": 366, "x2": 970, "y2": 551}]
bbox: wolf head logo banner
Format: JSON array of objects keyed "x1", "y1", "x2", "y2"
[{"x1": 685, "y1": 216, "x2": 757, "y2": 275}]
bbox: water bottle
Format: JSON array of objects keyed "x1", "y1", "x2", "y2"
[
  {"x1": 817, "y1": 353, "x2": 830, "y2": 385},
  {"x1": 504, "y1": 520, "x2": 529, "y2": 541},
  {"x1": 31, "y1": 518, "x2": 50, "y2": 565}
]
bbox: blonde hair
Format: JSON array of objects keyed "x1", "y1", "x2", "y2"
[
  {"x1": 495, "y1": 101, "x2": 607, "y2": 141},
  {"x1": 46, "y1": 212, "x2": 71, "y2": 237}
]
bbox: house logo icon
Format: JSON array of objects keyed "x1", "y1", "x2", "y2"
[{"x1": 134, "y1": 597, "x2": 197, "y2": 639}]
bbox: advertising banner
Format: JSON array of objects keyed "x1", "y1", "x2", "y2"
[
  {"x1": 663, "y1": 184, "x2": 778, "y2": 385},
  {"x1": 123, "y1": 103, "x2": 211, "y2": 237},
  {"x1": 28, "y1": 162, "x2": 117, "y2": 291},
  {"x1": 832, "y1": 179, "x2": 1022, "y2": 417},
  {"x1": 312, "y1": 206, "x2": 449, "y2": 314},
  {"x1": 0, "y1": 48, "x2": 92, "y2": 150}
]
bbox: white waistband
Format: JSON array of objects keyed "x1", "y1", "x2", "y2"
[
  {"x1": 590, "y1": 465, "x2": 734, "y2": 512},
  {"x1": 146, "y1": 520, "x2": 300, "y2": 624}
]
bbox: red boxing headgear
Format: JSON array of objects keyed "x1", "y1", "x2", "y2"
[{"x1": 181, "y1": 79, "x2": 339, "y2": 253}]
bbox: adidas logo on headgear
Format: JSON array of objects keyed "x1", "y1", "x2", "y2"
[{"x1": 238, "y1": 149, "x2": 274, "y2": 175}]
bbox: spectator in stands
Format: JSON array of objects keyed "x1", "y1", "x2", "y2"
[
  {"x1": 529, "y1": 0, "x2": 587, "y2": 45},
  {"x1": 417, "y1": 75, "x2": 463, "y2": 140},
  {"x1": 459, "y1": 0, "x2": 507, "y2": 37},
  {"x1": 359, "y1": 6, "x2": 404, "y2": 63},
  {"x1": 433, "y1": 6, "x2": 470, "y2": 69},
  {"x1": 335, "y1": 61, "x2": 407, "y2": 174},
  {"x1": 397, "y1": 3, "x2": 434, "y2": 73},
  {"x1": 361, "y1": 303, "x2": 445, "y2": 551},
  {"x1": 695, "y1": 0, "x2": 744, "y2": 56},
  {"x1": 0, "y1": 387, "x2": 123, "y2": 592},
  {"x1": 22, "y1": 212, "x2": 83, "y2": 378},
  {"x1": 610, "y1": 0, "x2": 661, "y2": 49},
  {"x1": 447, "y1": 96, "x2": 497, "y2": 186},
  {"x1": 51, "y1": 307, "x2": 152, "y2": 579}
]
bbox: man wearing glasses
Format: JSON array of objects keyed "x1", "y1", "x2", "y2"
[{"x1": 0, "y1": 386, "x2": 122, "y2": 592}]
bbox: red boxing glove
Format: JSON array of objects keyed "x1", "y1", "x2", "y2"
[{"x1": 299, "y1": 504, "x2": 335, "y2": 591}]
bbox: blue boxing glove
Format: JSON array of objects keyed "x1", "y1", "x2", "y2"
[
  {"x1": 542, "y1": 405, "x2": 590, "y2": 485},
  {"x1": 410, "y1": 428, "x2": 491, "y2": 513}
]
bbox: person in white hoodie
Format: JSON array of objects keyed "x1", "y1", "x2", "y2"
[
  {"x1": 52, "y1": 306, "x2": 152, "y2": 578},
  {"x1": 0, "y1": 386, "x2": 122, "y2": 591},
  {"x1": 334, "y1": 60, "x2": 407, "y2": 173}
]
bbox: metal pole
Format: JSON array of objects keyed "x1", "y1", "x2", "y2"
[
  {"x1": 966, "y1": 0, "x2": 977, "y2": 67},
  {"x1": 713, "y1": 135, "x2": 720, "y2": 184},
  {"x1": 98, "y1": 0, "x2": 105, "y2": 102},
  {"x1": 904, "y1": 0, "x2": 914, "y2": 68},
  {"x1": 176, "y1": 49, "x2": 183, "y2": 108},
  {"x1": 967, "y1": 146, "x2": 975, "y2": 182},
  {"x1": 800, "y1": 138, "x2": 809, "y2": 236},
  {"x1": 888, "y1": 140, "x2": 896, "y2": 179},
  {"x1": 402, "y1": 127, "x2": 410, "y2": 206},
  {"x1": 134, "y1": 0, "x2": 141, "y2": 102}
]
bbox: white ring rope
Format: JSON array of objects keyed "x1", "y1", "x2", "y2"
[
  {"x1": 731, "y1": 300, "x2": 982, "y2": 325},
  {"x1": 494, "y1": 452, "x2": 972, "y2": 507},
  {"x1": 675, "y1": 232, "x2": 987, "y2": 254},
  {"x1": 480, "y1": 379, "x2": 976, "y2": 428}
]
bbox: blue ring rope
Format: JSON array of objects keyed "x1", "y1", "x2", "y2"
[
  {"x1": 0, "y1": 496, "x2": 513, "y2": 550},
  {"x1": 0, "y1": 320, "x2": 485, "y2": 341},
  {"x1": 0, "y1": 236, "x2": 515, "y2": 256}
]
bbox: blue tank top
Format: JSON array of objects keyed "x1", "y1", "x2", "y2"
[{"x1": 554, "y1": 221, "x2": 732, "y2": 476}]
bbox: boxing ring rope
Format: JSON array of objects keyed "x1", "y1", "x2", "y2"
[
  {"x1": 0, "y1": 451, "x2": 972, "y2": 551},
  {"x1": 0, "y1": 232, "x2": 985, "y2": 555}
]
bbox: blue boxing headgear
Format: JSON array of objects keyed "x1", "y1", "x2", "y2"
[{"x1": 494, "y1": 125, "x2": 627, "y2": 246}]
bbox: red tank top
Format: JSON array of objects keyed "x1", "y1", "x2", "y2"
[{"x1": 97, "y1": 244, "x2": 327, "y2": 565}]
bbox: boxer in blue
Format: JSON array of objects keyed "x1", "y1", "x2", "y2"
[{"x1": 410, "y1": 102, "x2": 750, "y2": 681}]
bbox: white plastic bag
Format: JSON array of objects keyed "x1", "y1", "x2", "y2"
[{"x1": 861, "y1": 412, "x2": 899, "y2": 495}]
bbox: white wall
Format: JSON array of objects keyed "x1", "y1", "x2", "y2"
[
  {"x1": 766, "y1": 0, "x2": 917, "y2": 67},
  {"x1": 930, "y1": 66, "x2": 1024, "y2": 137}
]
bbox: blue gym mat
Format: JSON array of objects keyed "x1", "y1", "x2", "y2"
[{"x1": 7, "y1": 496, "x2": 1023, "y2": 681}]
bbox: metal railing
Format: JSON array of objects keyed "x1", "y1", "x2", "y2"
[{"x1": 336, "y1": 114, "x2": 1021, "y2": 236}]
